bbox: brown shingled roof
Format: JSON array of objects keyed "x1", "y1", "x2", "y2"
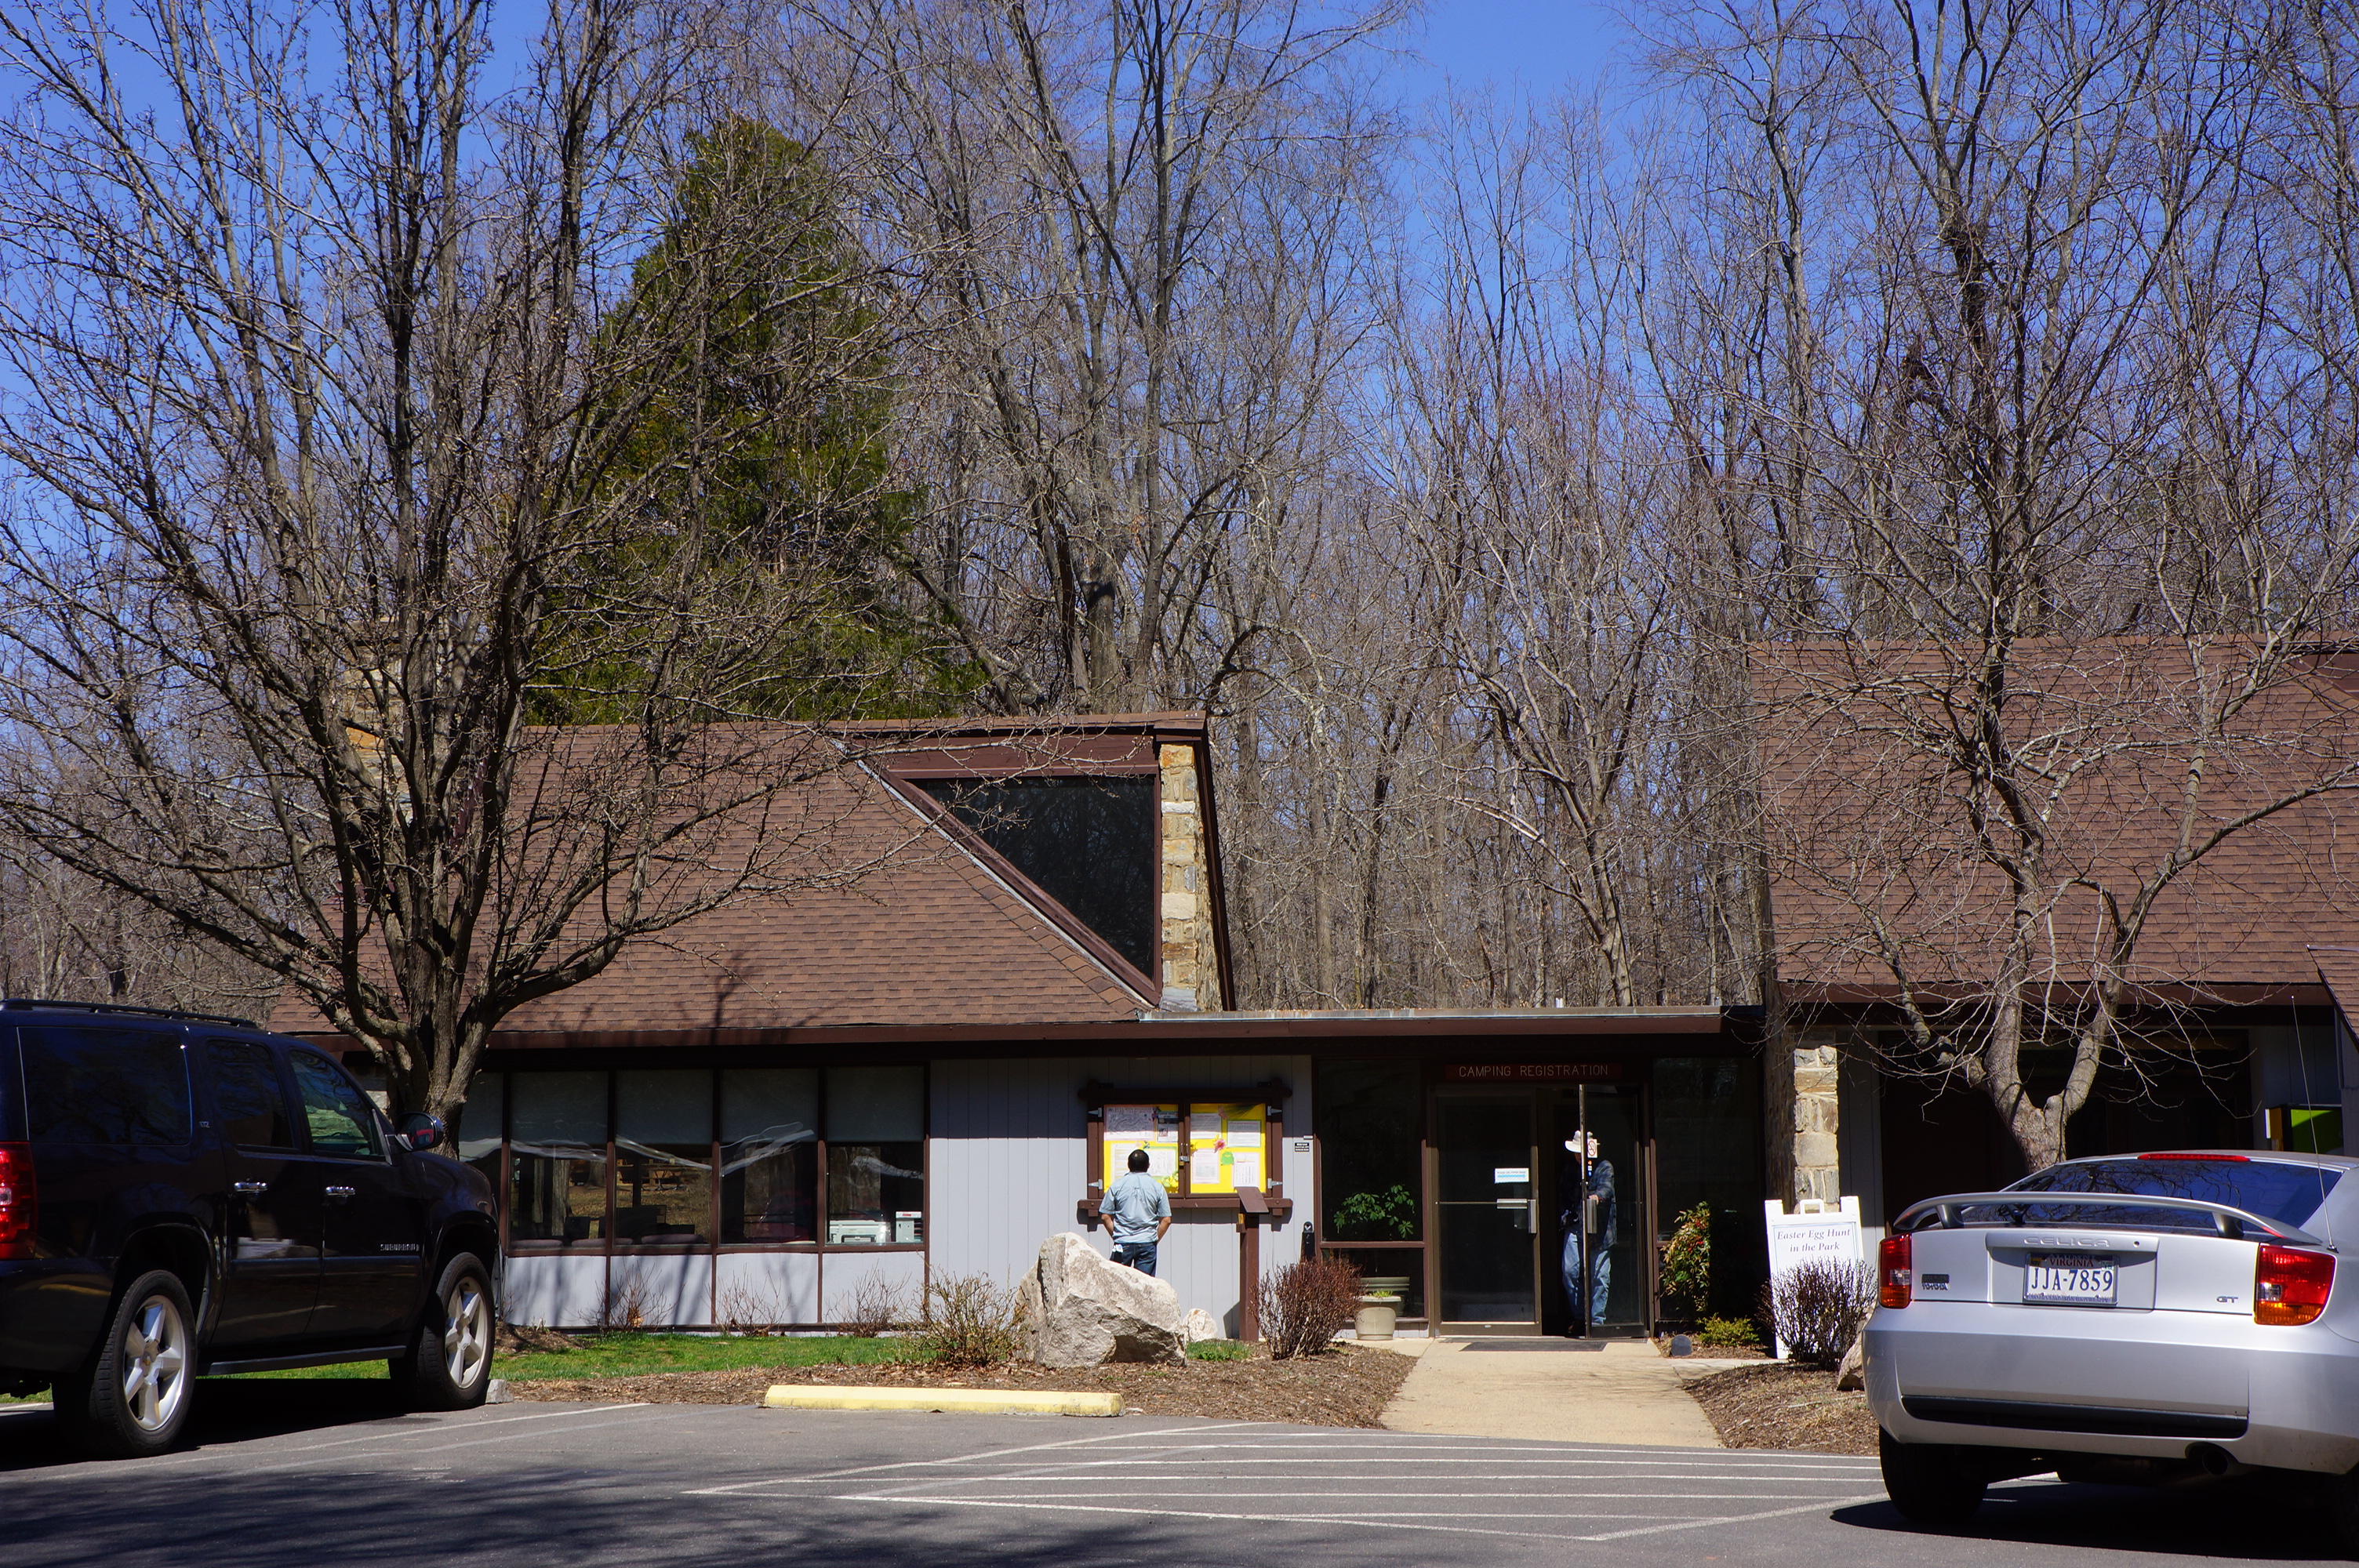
[
  {"x1": 273, "y1": 718, "x2": 1196, "y2": 1040},
  {"x1": 1757, "y1": 638, "x2": 2359, "y2": 1000}
]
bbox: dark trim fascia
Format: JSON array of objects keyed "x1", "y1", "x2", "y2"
[
  {"x1": 1780, "y1": 982, "x2": 2335, "y2": 1009},
  {"x1": 294, "y1": 1009, "x2": 1743, "y2": 1064}
]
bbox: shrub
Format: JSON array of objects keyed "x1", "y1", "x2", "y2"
[
  {"x1": 1187, "y1": 1338, "x2": 1252, "y2": 1361},
  {"x1": 840, "y1": 1275, "x2": 911, "y2": 1338},
  {"x1": 1694, "y1": 1314, "x2": 1759, "y2": 1349},
  {"x1": 1659, "y1": 1203, "x2": 1711, "y2": 1318},
  {"x1": 1758, "y1": 1259, "x2": 1876, "y2": 1367},
  {"x1": 1332, "y1": 1185, "x2": 1418, "y2": 1240},
  {"x1": 915, "y1": 1273, "x2": 1023, "y2": 1367},
  {"x1": 1257, "y1": 1258, "x2": 1361, "y2": 1359}
]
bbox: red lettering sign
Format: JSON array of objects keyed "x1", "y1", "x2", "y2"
[{"x1": 1441, "y1": 1062, "x2": 1625, "y2": 1083}]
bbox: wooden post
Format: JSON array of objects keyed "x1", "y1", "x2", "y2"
[{"x1": 1237, "y1": 1186, "x2": 1271, "y2": 1341}]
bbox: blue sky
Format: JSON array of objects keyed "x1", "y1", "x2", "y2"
[{"x1": 1401, "y1": 0, "x2": 1630, "y2": 100}]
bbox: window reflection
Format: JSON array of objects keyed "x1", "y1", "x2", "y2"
[
  {"x1": 511, "y1": 1071, "x2": 608, "y2": 1245},
  {"x1": 616, "y1": 1071, "x2": 712, "y2": 1245},
  {"x1": 827, "y1": 1066, "x2": 924, "y2": 1244},
  {"x1": 456, "y1": 1074, "x2": 503, "y2": 1196},
  {"x1": 827, "y1": 1143, "x2": 925, "y2": 1244},
  {"x1": 487, "y1": 1065, "x2": 925, "y2": 1250},
  {"x1": 722, "y1": 1069, "x2": 817, "y2": 1243}
]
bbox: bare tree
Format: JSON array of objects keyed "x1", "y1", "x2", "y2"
[
  {"x1": 0, "y1": 0, "x2": 925, "y2": 1120},
  {"x1": 792, "y1": 0, "x2": 1404, "y2": 715},
  {"x1": 1744, "y1": 0, "x2": 2359, "y2": 1167}
]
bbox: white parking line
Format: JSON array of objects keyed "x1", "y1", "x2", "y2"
[
  {"x1": 685, "y1": 1421, "x2": 1267, "y2": 1494},
  {"x1": 692, "y1": 1421, "x2": 1894, "y2": 1545},
  {"x1": 0, "y1": 1403, "x2": 669, "y2": 1487},
  {"x1": 1579, "y1": 1494, "x2": 1896, "y2": 1541}
]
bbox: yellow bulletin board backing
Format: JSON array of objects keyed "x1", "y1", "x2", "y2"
[
  {"x1": 1188, "y1": 1104, "x2": 1265, "y2": 1194},
  {"x1": 1103, "y1": 1104, "x2": 1183, "y2": 1192}
]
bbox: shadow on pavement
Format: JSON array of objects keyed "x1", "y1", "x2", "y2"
[
  {"x1": 1834, "y1": 1475, "x2": 2343, "y2": 1560},
  {"x1": 0, "y1": 1377, "x2": 416, "y2": 1475}
]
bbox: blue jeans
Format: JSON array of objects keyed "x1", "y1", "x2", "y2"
[
  {"x1": 1112, "y1": 1241, "x2": 1158, "y2": 1276},
  {"x1": 1562, "y1": 1231, "x2": 1611, "y2": 1323}
]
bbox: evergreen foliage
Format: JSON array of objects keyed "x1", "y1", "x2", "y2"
[{"x1": 546, "y1": 117, "x2": 976, "y2": 722}]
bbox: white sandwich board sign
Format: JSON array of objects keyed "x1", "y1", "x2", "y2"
[{"x1": 1761, "y1": 1196, "x2": 1865, "y2": 1359}]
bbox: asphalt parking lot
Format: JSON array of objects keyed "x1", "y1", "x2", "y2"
[{"x1": 3, "y1": 1382, "x2": 2356, "y2": 1566}]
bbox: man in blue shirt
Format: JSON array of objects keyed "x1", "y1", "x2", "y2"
[{"x1": 1099, "y1": 1148, "x2": 1173, "y2": 1276}]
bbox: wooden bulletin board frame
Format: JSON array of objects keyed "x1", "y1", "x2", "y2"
[{"x1": 1078, "y1": 1079, "x2": 1293, "y2": 1214}]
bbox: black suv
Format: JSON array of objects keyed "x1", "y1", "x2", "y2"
[{"x1": 0, "y1": 1000, "x2": 499, "y2": 1455}]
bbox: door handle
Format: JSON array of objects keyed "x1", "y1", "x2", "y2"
[
  {"x1": 232, "y1": 1181, "x2": 269, "y2": 1196},
  {"x1": 324, "y1": 1185, "x2": 357, "y2": 1201}
]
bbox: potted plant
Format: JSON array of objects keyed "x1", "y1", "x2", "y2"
[{"x1": 1354, "y1": 1288, "x2": 1400, "y2": 1340}]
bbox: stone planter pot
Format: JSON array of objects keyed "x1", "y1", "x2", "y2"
[{"x1": 1354, "y1": 1297, "x2": 1399, "y2": 1340}]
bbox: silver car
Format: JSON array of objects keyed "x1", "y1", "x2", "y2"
[{"x1": 1864, "y1": 1151, "x2": 2359, "y2": 1545}]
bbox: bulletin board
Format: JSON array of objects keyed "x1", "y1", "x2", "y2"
[
  {"x1": 1082, "y1": 1080, "x2": 1289, "y2": 1210},
  {"x1": 1103, "y1": 1104, "x2": 1183, "y2": 1192},
  {"x1": 1188, "y1": 1104, "x2": 1265, "y2": 1194}
]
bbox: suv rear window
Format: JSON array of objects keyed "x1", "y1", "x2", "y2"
[
  {"x1": 1978, "y1": 1157, "x2": 2343, "y2": 1233},
  {"x1": 18, "y1": 1026, "x2": 193, "y2": 1145}
]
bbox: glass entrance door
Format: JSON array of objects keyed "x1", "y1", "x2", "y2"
[
  {"x1": 1434, "y1": 1094, "x2": 1536, "y2": 1327},
  {"x1": 1547, "y1": 1086, "x2": 1648, "y2": 1334}
]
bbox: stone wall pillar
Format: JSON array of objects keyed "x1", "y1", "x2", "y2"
[
  {"x1": 1767, "y1": 1016, "x2": 1844, "y2": 1207},
  {"x1": 1788, "y1": 1031, "x2": 1843, "y2": 1206},
  {"x1": 1157, "y1": 744, "x2": 1222, "y2": 1011}
]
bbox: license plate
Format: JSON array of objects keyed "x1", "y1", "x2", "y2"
[{"x1": 2023, "y1": 1253, "x2": 2117, "y2": 1306}]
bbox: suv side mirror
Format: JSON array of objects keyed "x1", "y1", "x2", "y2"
[{"x1": 397, "y1": 1112, "x2": 446, "y2": 1152}]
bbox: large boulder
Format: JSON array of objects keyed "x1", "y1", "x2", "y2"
[
  {"x1": 1016, "y1": 1232, "x2": 1187, "y2": 1367},
  {"x1": 1834, "y1": 1337, "x2": 1866, "y2": 1392}
]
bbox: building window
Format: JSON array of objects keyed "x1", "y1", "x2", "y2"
[
  {"x1": 485, "y1": 1065, "x2": 921, "y2": 1252},
  {"x1": 1318, "y1": 1060, "x2": 1423, "y2": 1240},
  {"x1": 825, "y1": 1065, "x2": 925, "y2": 1245},
  {"x1": 456, "y1": 1073, "x2": 503, "y2": 1196},
  {"x1": 1654, "y1": 1058, "x2": 1765, "y2": 1320},
  {"x1": 919, "y1": 776, "x2": 1156, "y2": 975},
  {"x1": 615, "y1": 1070, "x2": 714, "y2": 1247},
  {"x1": 722, "y1": 1069, "x2": 818, "y2": 1243},
  {"x1": 510, "y1": 1071, "x2": 608, "y2": 1246}
]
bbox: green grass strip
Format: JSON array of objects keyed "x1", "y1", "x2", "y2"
[{"x1": 207, "y1": 1332, "x2": 925, "y2": 1384}]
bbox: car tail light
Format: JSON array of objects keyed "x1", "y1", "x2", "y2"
[
  {"x1": 2140, "y1": 1151, "x2": 2248, "y2": 1162},
  {"x1": 0, "y1": 1143, "x2": 34, "y2": 1260},
  {"x1": 1878, "y1": 1232, "x2": 1912, "y2": 1308},
  {"x1": 2255, "y1": 1244, "x2": 2335, "y2": 1326}
]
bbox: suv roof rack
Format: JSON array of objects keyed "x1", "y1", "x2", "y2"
[{"x1": 0, "y1": 997, "x2": 261, "y2": 1029}]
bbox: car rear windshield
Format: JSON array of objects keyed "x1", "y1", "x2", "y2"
[{"x1": 1963, "y1": 1158, "x2": 2343, "y2": 1233}]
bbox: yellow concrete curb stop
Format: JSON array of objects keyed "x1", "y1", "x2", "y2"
[{"x1": 761, "y1": 1385, "x2": 1125, "y2": 1417}]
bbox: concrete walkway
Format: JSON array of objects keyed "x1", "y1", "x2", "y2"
[{"x1": 1376, "y1": 1338, "x2": 1748, "y2": 1446}]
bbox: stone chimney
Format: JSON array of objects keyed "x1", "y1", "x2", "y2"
[{"x1": 1156, "y1": 744, "x2": 1222, "y2": 1011}]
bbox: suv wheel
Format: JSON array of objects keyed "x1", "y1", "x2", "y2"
[
  {"x1": 395, "y1": 1254, "x2": 493, "y2": 1411},
  {"x1": 1878, "y1": 1427, "x2": 1986, "y2": 1526},
  {"x1": 60, "y1": 1269, "x2": 197, "y2": 1457}
]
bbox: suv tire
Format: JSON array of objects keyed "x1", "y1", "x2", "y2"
[
  {"x1": 395, "y1": 1254, "x2": 493, "y2": 1411},
  {"x1": 58, "y1": 1269, "x2": 197, "y2": 1457},
  {"x1": 1878, "y1": 1427, "x2": 1986, "y2": 1526}
]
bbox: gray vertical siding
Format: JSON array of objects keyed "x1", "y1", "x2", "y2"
[
  {"x1": 505, "y1": 1254, "x2": 609, "y2": 1329},
  {"x1": 929, "y1": 1054, "x2": 1312, "y2": 1328},
  {"x1": 820, "y1": 1250, "x2": 927, "y2": 1324},
  {"x1": 715, "y1": 1252, "x2": 818, "y2": 1325}
]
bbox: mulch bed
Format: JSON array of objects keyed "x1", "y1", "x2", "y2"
[
  {"x1": 1685, "y1": 1363, "x2": 1878, "y2": 1454},
  {"x1": 506, "y1": 1344, "x2": 1416, "y2": 1428}
]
